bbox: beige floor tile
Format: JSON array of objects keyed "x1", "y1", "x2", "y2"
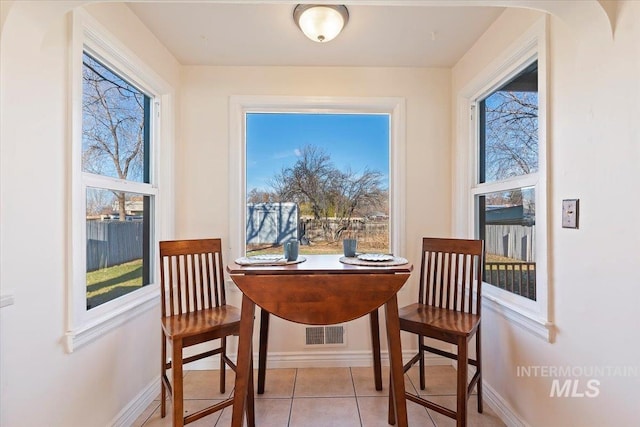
[
  {"x1": 294, "y1": 367, "x2": 355, "y2": 397},
  {"x1": 153, "y1": 369, "x2": 188, "y2": 401},
  {"x1": 358, "y1": 396, "x2": 436, "y2": 427},
  {"x1": 141, "y1": 399, "x2": 226, "y2": 426},
  {"x1": 406, "y1": 365, "x2": 464, "y2": 396},
  {"x1": 257, "y1": 368, "x2": 296, "y2": 398},
  {"x1": 351, "y1": 366, "x2": 388, "y2": 397},
  {"x1": 289, "y1": 397, "x2": 360, "y2": 427},
  {"x1": 424, "y1": 395, "x2": 505, "y2": 427},
  {"x1": 351, "y1": 367, "x2": 419, "y2": 397},
  {"x1": 139, "y1": 368, "x2": 503, "y2": 427},
  {"x1": 132, "y1": 401, "x2": 160, "y2": 427},
  {"x1": 182, "y1": 369, "x2": 237, "y2": 399},
  {"x1": 216, "y1": 398, "x2": 292, "y2": 427}
]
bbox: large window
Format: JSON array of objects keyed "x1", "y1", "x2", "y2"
[
  {"x1": 245, "y1": 113, "x2": 390, "y2": 256},
  {"x1": 82, "y1": 53, "x2": 153, "y2": 309},
  {"x1": 67, "y1": 10, "x2": 172, "y2": 352},
  {"x1": 476, "y1": 61, "x2": 539, "y2": 301},
  {"x1": 457, "y1": 18, "x2": 550, "y2": 340},
  {"x1": 229, "y1": 96, "x2": 406, "y2": 264}
]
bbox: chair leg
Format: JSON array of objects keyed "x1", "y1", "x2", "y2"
[
  {"x1": 246, "y1": 353, "x2": 256, "y2": 427},
  {"x1": 456, "y1": 337, "x2": 468, "y2": 427},
  {"x1": 476, "y1": 328, "x2": 483, "y2": 413},
  {"x1": 419, "y1": 334, "x2": 425, "y2": 390},
  {"x1": 387, "y1": 374, "x2": 396, "y2": 425},
  {"x1": 257, "y1": 308, "x2": 270, "y2": 394},
  {"x1": 161, "y1": 332, "x2": 166, "y2": 418},
  {"x1": 220, "y1": 336, "x2": 227, "y2": 394},
  {"x1": 172, "y1": 338, "x2": 184, "y2": 427},
  {"x1": 369, "y1": 309, "x2": 383, "y2": 391}
]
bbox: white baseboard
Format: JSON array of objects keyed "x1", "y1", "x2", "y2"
[
  {"x1": 110, "y1": 375, "x2": 160, "y2": 427},
  {"x1": 483, "y1": 382, "x2": 529, "y2": 427}
]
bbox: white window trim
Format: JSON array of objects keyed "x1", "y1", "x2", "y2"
[
  {"x1": 229, "y1": 96, "x2": 406, "y2": 264},
  {"x1": 66, "y1": 9, "x2": 175, "y2": 353},
  {"x1": 453, "y1": 17, "x2": 553, "y2": 342}
]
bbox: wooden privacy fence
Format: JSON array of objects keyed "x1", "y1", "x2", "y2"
[
  {"x1": 483, "y1": 223, "x2": 536, "y2": 300},
  {"x1": 484, "y1": 224, "x2": 535, "y2": 262},
  {"x1": 299, "y1": 218, "x2": 389, "y2": 246},
  {"x1": 86, "y1": 220, "x2": 143, "y2": 271}
]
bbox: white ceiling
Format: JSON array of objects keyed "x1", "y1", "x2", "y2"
[{"x1": 126, "y1": 2, "x2": 504, "y2": 67}]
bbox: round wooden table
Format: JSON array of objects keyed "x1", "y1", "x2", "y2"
[{"x1": 227, "y1": 254, "x2": 413, "y2": 427}]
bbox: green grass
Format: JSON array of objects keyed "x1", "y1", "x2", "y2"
[{"x1": 86, "y1": 259, "x2": 143, "y2": 309}]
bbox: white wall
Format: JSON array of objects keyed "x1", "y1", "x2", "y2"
[
  {"x1": 0, "y1": 2, "x2": 180, "y2": 426},
  {"x1": 452, "y1": 3, "x2": 640, "y2": 425},
  {"x1": 178, "y1": 65, "x2": 452, "y2": 357}
]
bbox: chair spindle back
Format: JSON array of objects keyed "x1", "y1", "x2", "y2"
[
  {"x1": 418, "y1": 237, "x2": 484, "y2": 315},
  {"x1": 159, "y1": 238, "x2": 226, "y2": 317}
]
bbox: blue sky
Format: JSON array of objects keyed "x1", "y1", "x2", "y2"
[{"x1": 246, "y1": 113, "x2": 390, "y2": 192}]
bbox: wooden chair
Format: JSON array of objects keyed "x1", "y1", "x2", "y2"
[
  {"x1": 159, "y1": 238, "x2": 254, "y2": 427},
  {"x1": 389, "y1": 237, "x2": 484, "y2": 427}
]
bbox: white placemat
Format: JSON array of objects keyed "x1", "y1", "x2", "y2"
[
  {"x1": 234, "y1": 255, "x2": 306, "y2": 266},
  {"x1": 339, "y1": 255, "x2": 409, "y2": 267}
]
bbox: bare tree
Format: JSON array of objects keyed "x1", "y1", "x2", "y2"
[
  {"x1": 484, "y1": 90, "x2": 538, "y2": 182},
  {"x1": 270, "y1": 145, "x2": 384, "y2": 241},
  {"x1": 82, "y1": 53, "x2": 146, "y2": 220},
  {"x1": 247, "y1": 188, "x2": 278, "y2": 204},
  {"x1": 270, "y1": 145, "x2": 334, "y2": 219},
  {"x1": 334, "y1": 167, "x2": 384, "y2": 221},
  {"x1": 86, "y1": 189, "x2": 112, "y2": 217}
]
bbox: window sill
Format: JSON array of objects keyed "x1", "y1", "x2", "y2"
[
  {"x1": 482, "y1": 293, "x2": 554, "y2": 342},
  {"x1": 64, "y1": 285, "x2": 159, "y2": 353}
]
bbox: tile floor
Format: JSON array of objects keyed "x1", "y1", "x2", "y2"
[{"x1": 134, "y1": 365, "x2": 505, "y2": 426}]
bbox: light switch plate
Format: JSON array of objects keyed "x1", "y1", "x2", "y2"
[{"x1": 562, "y1": 199, "x2": 579, "y2": 229}]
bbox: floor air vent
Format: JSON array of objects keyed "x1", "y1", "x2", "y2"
[{"x1": 305, "y1": 325, "x2": 345, "y2": 346}]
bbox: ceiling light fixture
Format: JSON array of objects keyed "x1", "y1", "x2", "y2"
[{"x1": 293, "y1": 4, "x2": 349, "y2": 43}]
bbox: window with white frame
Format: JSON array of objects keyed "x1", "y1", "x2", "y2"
[
  {"x1": 229, "y1": 97, "x2": 406, "y2": 263},
  {"x1": 475, "y1": 61, "x2": 539, "y2": 301},
  {"x1": 460, "y1": 18, "x2": 551, "y2": 341},
  {"x1": 66, "y1": 10, "x2": 172, "y2": 352},
  {"x1": 82, "y1": 52, "x2": 154, "y2": 310}
]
